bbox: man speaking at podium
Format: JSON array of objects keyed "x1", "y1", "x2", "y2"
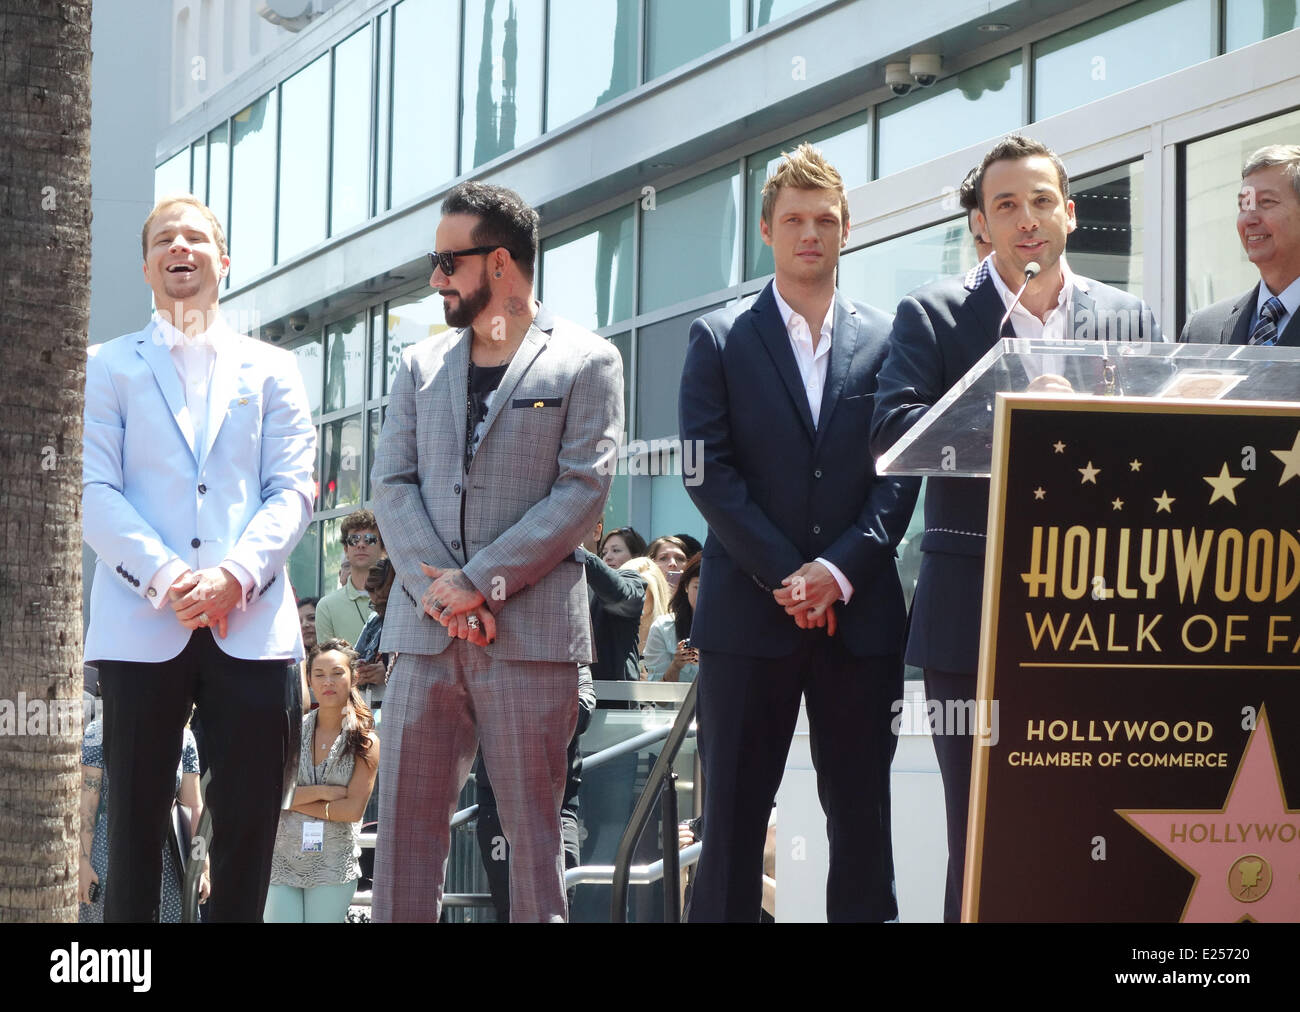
[{"x1": 870, "y1": 134, "x2": 1162, "y2": 922}]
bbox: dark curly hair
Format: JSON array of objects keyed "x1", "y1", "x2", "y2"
[{"x1": 441, "y1": 181, "x2": 540, "y2": 281}]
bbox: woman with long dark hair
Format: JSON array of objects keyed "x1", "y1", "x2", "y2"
[
  {"x1": 643, "y1": 553, "x2": 701, "y2": 683},
  {"x1": 265, "y1": 639, "x2": 380, "y2": 922}
]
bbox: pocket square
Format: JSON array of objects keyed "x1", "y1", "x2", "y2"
[{"x1": 511, "y1": 397, "x2": 563, "y2": 409}]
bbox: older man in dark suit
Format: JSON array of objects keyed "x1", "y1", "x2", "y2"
[
  {"x1": 680, "y1": 144, "x2": 918, "y2": 922},
  {"x1": 1180, "y1": 144, "x2": 1300, "y2": 348},
  {"x1": 870, "y1": 134, "x2": 1163, "y2": 922}
]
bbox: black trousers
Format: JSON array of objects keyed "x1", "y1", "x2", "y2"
[
  {"x1": 925, "y1": 668, "x2": 976, "y2": 923},
  {"x1": 98, "y1": 629, "x2": 300, "y2": 922},
  {"x1": 687, "y1": 638, "x2": 901, "y2": 922}
]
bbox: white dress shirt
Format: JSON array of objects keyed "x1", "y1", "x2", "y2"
[
  {"x1": 770, "y1": 284, "x2": 853, "y2": 604},
  {"x1": 146, "y1": 312, "x2": 254, "y2": 610},
  {"x1": 986, "y1": 253, "x2": 1085, "y2": 342}
]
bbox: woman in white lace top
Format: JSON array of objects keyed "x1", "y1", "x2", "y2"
[{"x1": 265, "y1": 639, "x2": 380, "y2": 922}]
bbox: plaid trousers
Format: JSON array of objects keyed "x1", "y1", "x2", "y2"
[{"x1": 371, "y1": 640, "x2": 578, "y2": 922}]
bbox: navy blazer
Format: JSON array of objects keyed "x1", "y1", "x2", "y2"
[
  {"x1": 1178, "y1": 282, "x2": 1300, "y2": 347},
  {"x1": 679, "y1": 283, "x2": 919, "y2": 659},
  {"x1": 870, "y1": 267, "x2": 1162, "y2": 674}
]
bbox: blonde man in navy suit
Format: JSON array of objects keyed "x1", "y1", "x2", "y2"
[{"x1": 83, "y1": 195, "x2": 316, "y2": 921}]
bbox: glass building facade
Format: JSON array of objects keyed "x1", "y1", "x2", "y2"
[{"x1": 152, "y1": 0, "x2": 1300, "y2": 604}]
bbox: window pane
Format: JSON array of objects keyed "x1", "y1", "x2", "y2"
[
  {"x1": 191, "y1": 137, "x2": 208, "y2": 204},
  {"x1": 745, "y1": 109, "x2": 870, "y2": 280},
  {"x1": 366, "y1": 408, "x2": 381, "y2": 500},
  {"x1": 541, "y1": 206, "x2": 635, "y2": 329},
  {"x1": 288, "y1": 522, "x2": 320, "y2": 599},
  {"x1": 332, "y1": 26, "x2": 372, "y2": 236},
  {"x1": 608, "y1": 331, "x2": 631, "y2": 440},
  {"x1": 229, "y1": 90, "x2": 278, "y2": 285},
  {"x1": 636, "y1": 304, "x2": 722, "y2": 439},
  {"x1": 1226, "y1": 0, "x2": 1300, "y2": 50},
  {"x1": 640, "y1": 167, "x2": 740, "y2": 313},
  {"x1": 1184, "y1": 109, "x2": 1300, "y2": 316},
  {"x1": 878, "y1": 51, "x2": 1022, "y2": 181},
  {"x1": 387, "y1": 288, "x2": 450, "y2": 393},
  {"x1": 546, "y1": 0, "x2": 638, "y2": 130},
  {"x1": 1033, "y1": 0, "x2": 1213, "y2": 121},
  {"x1": 646, "y1": 0, "x2": 744, "y2": 80},
  {"x1": 322, "y1": 516, "x2": 347, "y2": 591},
  {"x1": 751, "y1": 0, "x2": 815, "y2": 28},
  {"x1": 370, "y1": 305, "x2": 385, "y2": 401},
  {"x1": 291, "y1": 333, "x2": 324, "y2": 417},
  {"x1": 391, "y1": 0, "x2": 458, "y2": 206},
  {"x1": 321, "y1": 414, "x2": 364, "y2": 511},
  {"x1": 207, "y1": 123, "x2": 230, "y2": 247},
  {"x1": 325, "y1": 313, "x2": 366, "y2": 414},
  {"x1": 650, "y1": 473, "x2": 706, "y2": 545},
  {"x1": 462, "y1": 0, "x2": 543, "y2": 171},
  {"x1": 838, "y1": 219, "x2": 973, "y2": 313},
  {"x1": 155, "y1": 149, "x2": 189, "y2": 200},
  {"x1": 1068, "y1": 161, "x2": 1146, "y2": 297},
  {"x1": 278, "y1": 56, "x2": 330, "y2": 262},
  {"x1": 375, "y1": 10, "x2": 391, "y2": 214}
]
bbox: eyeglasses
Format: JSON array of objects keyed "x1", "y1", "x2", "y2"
[
  {"x1": 344, "y1": 533, "x2": 380, "y2": 547},
  {"x1": 427, "y1": 246, "x2": 510, "y2": 277}
]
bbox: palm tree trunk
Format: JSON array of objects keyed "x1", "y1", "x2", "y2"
[{"x1": 0, "y1": 0, "x2": 92, "y2": 923}]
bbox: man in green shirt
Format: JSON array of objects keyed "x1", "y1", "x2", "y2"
[{"x1": 315, "y1": 508, "x2": 386, "y2": 647}]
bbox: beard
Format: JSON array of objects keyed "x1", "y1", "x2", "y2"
[{"x1": 441, "y1": 262, "x2": 493, "y2": 328}]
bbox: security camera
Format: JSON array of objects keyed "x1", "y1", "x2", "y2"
[
  {"x1": 910, "y1": 54, "x2": 942, "y2": 88},
  {"x1": 288, "y1": 313, "x2": 309, "y2": 333},
  {"x1": 885, "y1": 62, "x2": 913, "y2": 97},
  {"x1": 263, "y1": 322, "x2": 285, "y2": 343}
]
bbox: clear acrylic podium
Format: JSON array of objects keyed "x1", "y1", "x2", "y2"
[{"x1": 875, "y1": 339, "x2": 1300, "y2": 478}]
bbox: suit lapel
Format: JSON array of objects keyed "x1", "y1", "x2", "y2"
[
  {"x1": 203, "y1": 330, "x2": 242, "y2": 466},
  {"x1": 753, "y1": 284, "x2": 816, "y2": 441},
  {"x1": 1227, "y1": 285, "x2": 1258, "y2": 345},
  {"x1": 813, "y1": 293, "x2": 859, "y2": 447},
  {"x1": 444, "y1": 328, "x2": 471, "y2": 466},
  {"x1": 475, "y1": 325, "x2": 548, "y2": 450},
  {"x1": 135, "y1": 324, "x2": 197, "y2": 458},
  {"x1": 964, "y1": 275, "x2": 1009, "y2": 347}
]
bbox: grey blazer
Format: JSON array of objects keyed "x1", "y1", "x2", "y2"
[
  {"x1": 1178, "y1": 283, "x2": 1299, "y2": 347},
  {"x1": 371, "y1": 302, "x2": 623, "y2": 663}
]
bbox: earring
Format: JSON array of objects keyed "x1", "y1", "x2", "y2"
[{"x1": 494, "y1": 271, "x2": 502, "y2": 279}]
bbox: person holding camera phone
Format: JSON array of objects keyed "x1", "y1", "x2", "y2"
[{"x1": 642, "y1": 553, "x2": 701, "y2": 683}]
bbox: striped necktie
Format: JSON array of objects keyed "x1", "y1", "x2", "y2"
[{"x1": 1249, "y1": 296, "x2": 1284, "y2": 346}]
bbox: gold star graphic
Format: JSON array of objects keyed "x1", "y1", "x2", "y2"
[
  {"x1": 1129, "y1": 459, "x2": 1142, "y2": 472},
  {"x1": 1111, "y1": 498, "x2": 1124, "y2": 510},
  {"x1": 1204, "y1": 463, "x2": 1245, "y2": 505},
  {"x1": 1033, "y1": 487, "x2": 1046, "y2": 500},
  {"x1": 1078, "y1": 461, "x2": 1100, "y2": 484},
  {"x1": 1271, "y1": 431, "x2": 1300, "y2": 486},
  {"x1": 1154, "y1": 490, "x2": 1175, "y2": 513},
  {"x1": 1053, "y1": 441, "x2": 1066, "y2": 454}
]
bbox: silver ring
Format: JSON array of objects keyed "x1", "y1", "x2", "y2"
[
  {"x1": 466, "y1": 615, "x2": 480, "y2": 629},
  {"x1": 199, "y1": 612, "x2": 210, "y2": 626},
  {"x1": 431, "y1": 598, "x2": 445, "y2": 614}
]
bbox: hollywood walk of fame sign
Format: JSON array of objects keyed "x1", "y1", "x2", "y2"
[{"x1": 964, "y1": 395, "x2": 1300, "y2": 922}]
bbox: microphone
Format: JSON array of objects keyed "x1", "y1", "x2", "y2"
[{"x1": 998, "y1": 261, "x2": 1041, "y2": 337}]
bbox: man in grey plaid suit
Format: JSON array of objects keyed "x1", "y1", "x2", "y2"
[{"x1": 370, "y1": 182, "x2": 623, "y2": 922}]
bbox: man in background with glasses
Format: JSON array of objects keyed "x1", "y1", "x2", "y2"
[
  {"x1": 315, "y1": 508, "x2": 387, "y2": 647},
  {"x1": 371, "y1": 181, "x2": 622, "y2": 922}
]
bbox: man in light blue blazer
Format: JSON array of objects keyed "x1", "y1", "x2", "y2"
[{"x1": 82, "y1": 195, "x2": 316, "y2": 921}]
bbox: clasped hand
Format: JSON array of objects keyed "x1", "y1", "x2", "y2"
[
  {"x1": 169, "y1": 567, "x2": 242, "y2": 638},
  {"x1": 772, "y1": 560, "x2": 840, "y2": 636},
  {"x1": 420, "y1": 563, "x2": 496, "y2": 647}
]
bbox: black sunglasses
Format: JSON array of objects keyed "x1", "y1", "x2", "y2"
[
  {"x1": 344, "y1": 532, "x2": 380, "y2": 547},
  {"x1": 427, "y1": 246, "x2": 512, "y2": 277}
]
